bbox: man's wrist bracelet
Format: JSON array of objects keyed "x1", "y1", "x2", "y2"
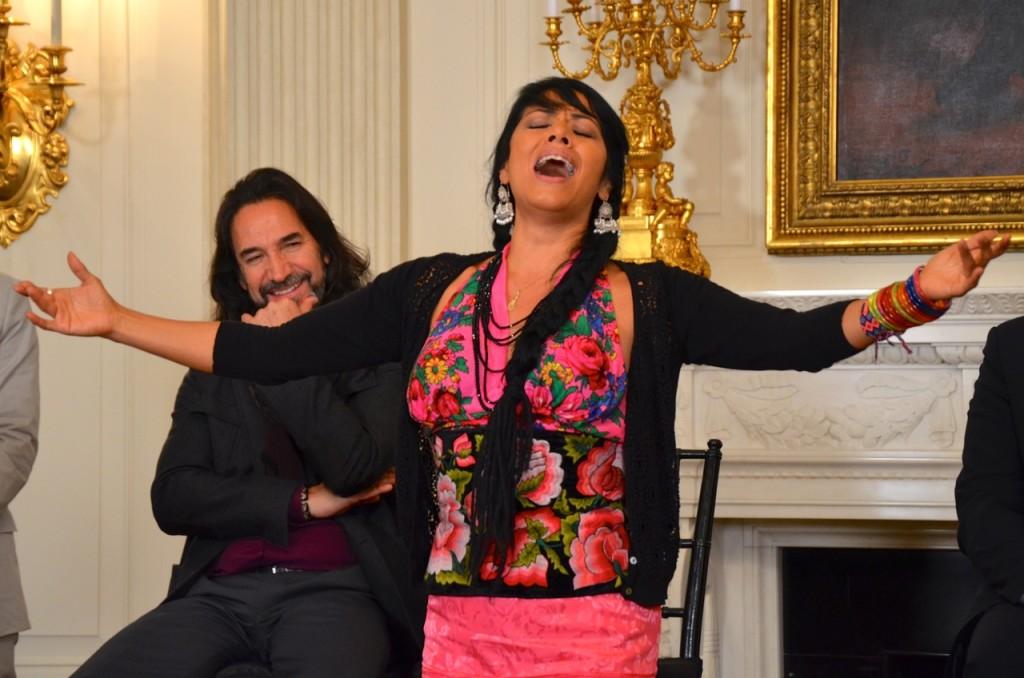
[{"x1": 301, "y1": 485, "x2": 312, "y2": 521}]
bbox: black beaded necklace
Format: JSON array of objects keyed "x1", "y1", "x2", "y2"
[{"x1": 471, "y1": 254, "x2": 538, "y2": 411}]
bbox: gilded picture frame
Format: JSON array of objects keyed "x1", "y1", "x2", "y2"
[{"x1": 766, "y1": 0, "x2": 1024, "y2": 254}]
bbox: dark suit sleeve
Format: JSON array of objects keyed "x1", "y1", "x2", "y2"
[
  {"x1": 956, "y1": 323, "x2": 1024, "y2": 604},
  {"x1": 253, "y1": 364, "x2": 405, "y2": 496},
  {"x1": 151, "y1": 371, "x2": 298, "y2": 545}
]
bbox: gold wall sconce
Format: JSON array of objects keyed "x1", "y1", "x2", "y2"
[
  {"x1": 0, "y1": 0, "x2": 78, "y2": 248},
  {"x1": 543, "y1": 0, "x2": 748, "y2": 277}
]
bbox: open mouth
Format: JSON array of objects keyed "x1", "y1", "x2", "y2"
[{"x1": 534, "y1": 154, "x2": 576, "y2": 179}]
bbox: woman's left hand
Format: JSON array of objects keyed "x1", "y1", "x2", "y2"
[{"x1": 918, "y1": 230, "x2": 1011, "y2": 301}]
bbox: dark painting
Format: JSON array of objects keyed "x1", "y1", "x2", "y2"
[{"x1": 836, "y1": 0, "x2": 1024, "y2": 181}]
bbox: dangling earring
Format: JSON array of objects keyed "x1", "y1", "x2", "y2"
[
  {"x1": 593, "y1": 200, "x2": 619, "y2": 235},
  {"x1": 494, "y1": 184, "x2": 515, "y2": 226}
]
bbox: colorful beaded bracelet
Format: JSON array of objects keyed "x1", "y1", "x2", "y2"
[{"x1": 860, "y1": 267, "x2": 951, "y2": 346}]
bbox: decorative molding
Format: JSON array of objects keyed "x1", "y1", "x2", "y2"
[
  {"x1": 839, "y1": 343, "x2": 985, "y2": 366},
  {"x1": 698, "y1": 371, "x2": 960, "y2": 450},
  {"x1": 746, "y1": 290, "x2": 1024, "y2": 316},
  {"x1": 718, "y1": 470, "x2": 954, "y2": 481},
  {"x1": 952, "y1": 292, "x2": 1024, "y2": 316}
]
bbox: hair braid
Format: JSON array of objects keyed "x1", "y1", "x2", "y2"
[{"x1": 470, "y1": 229, "x2": 619, "y2": 576}]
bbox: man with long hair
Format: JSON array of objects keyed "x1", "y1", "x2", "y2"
[{"x1": 72, "y1": 168, "x2": 421, "y2": 678}]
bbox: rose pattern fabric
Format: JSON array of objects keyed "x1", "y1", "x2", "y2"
[
  {"x1": 480, "y1": 508, "x2": 563, "y2": 587},
  {"x1": 410, "y1": 253, "x2": 630, "y2": 595},
  {"x1": 517, "y1": 439, "x2": 564, "y2": 506},
  {"x1": 427, "y1": 474, "x2": 471, "y2": 577},
  {"x1": 425, "y1": 430, "x2": 627, "y2": 594},
  {"x1": 569, "y1": 506, "x2": 629, "y2": 589},
  {"x1": 409, "y1": 257, "x2": 627, "y2": 439},
  {"x1": 576, "y1": 439, "x2": 625, "y2": 501}
]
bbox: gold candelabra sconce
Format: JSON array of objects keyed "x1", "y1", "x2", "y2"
[
  {"x1": 0, "y1": 0, "x2": 78, "y2": 248},
  {"x1": 543, "y1": 0, "x2": 748, "y2": 277}
]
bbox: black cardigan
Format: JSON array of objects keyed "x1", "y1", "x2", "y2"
[{"x1": 214, "y1": 252, "x2": 858, "y2": 605}]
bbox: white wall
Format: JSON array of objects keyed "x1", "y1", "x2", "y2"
[
  {"x1": 0, "y1": 1, "x2": 209, "y2": 674},
  {"x1": 214, "y1": 0, "x2": 404, "y2": 273}
]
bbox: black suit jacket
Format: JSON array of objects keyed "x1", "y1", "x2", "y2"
[
  {"x1": 150, "y1": 363, "x2": 424, "y2": 670},
  {"x1": 956, "y1": 316, "x2": 1024, "y2": 612}
]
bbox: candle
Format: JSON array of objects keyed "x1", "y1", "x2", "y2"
[
  {"x1": 546, "y1": 0, "x2": 559, "y2": 17},
  {"x1": 51, "y1": 0, "x2": 61, "y2": 45},
  {"x1": 631, "y1": 0, "x2": 642, "y2": 5},
  {"x1": 729, "y1": 0, "x2": 741, "y2": 9}
]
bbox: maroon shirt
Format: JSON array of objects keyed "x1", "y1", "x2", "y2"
[{"x1": 210, "y1": 409, "x2": 357, "y2": 575}]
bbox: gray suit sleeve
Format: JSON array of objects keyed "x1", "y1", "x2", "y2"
[{"x1": 0, "y1": 277, "x2": 39, "y2": 512}]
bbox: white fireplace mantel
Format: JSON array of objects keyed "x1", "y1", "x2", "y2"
[{"x1": 664, "y1": 289, "x2": 1024, "y2": 678}]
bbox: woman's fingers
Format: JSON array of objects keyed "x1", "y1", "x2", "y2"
[
  {"x1": 997, "y1": 233, "x2": 1012, "y2": 253},
  {"x1": 982, "y1": 232, "x2": 1011, "y2": 262},
  {"x1": 967, "y1": 231, "x2": 1011, "y2": 266}
]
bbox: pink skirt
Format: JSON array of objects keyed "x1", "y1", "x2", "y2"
[{"x1": 421, "y1": 593, "x2": 661, "y2": 677}]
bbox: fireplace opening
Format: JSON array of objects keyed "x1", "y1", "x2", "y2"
[{"x1": 781, "y1": 547, "x2": 986, "y2": 678}]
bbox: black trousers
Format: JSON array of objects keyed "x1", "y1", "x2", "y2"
[
  {"x1": 71, "y1": 567, "x2": 391, "y2": 678},
  {"x1": 964, "y1": 601, "x2": 1024, "y2": 678}
]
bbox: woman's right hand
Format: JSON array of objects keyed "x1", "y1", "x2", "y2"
[{"x1": 14, "y1": 252, "x2": 122, "y2": 337}]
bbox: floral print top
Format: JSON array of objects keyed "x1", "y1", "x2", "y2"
[{"x1": 408, "y1": 249, "x2": 629, "y2": 597}]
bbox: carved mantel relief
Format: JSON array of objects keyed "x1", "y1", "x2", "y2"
[{"x1": 700, "y1": 371, "x2": 958, "y2": 451}]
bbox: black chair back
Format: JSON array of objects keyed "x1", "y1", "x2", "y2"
[{"x1": 657, "y1": 439, "x2": 723, "y2": 678}]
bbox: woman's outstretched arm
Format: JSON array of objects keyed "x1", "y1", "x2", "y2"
[
  {"x1": 672, "y1": 230, "x2": 1011, "y2": 372},
  {"x1": 17, "y1": 250, "x2": 413, "y2": 381},
  {"x1": 838, "y1": 229, "x2": 1011, "y2": 349},
  {"x1": 15, "y1": 252, "x2": 233, "y2": 372}
]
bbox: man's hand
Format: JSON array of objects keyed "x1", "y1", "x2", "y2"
[
  {"x1": 305, "y1": 469, "x2": 396, "y2": 519},
  {"x1": 241, "y1": 295, "x2": 317, "y2": 327}
]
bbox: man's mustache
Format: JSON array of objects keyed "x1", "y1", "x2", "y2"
[{"x1": 260, "y1": 272, "x2": 312, "y2": 298}]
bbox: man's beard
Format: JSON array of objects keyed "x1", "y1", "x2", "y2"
[{"x1": 257, "y1": 272, "x2": 324, "y2": 307}]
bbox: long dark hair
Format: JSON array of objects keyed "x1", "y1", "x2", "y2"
[
  {"x1": 209, "y1": 167, "x2": 370, "y2": 321},
  {"x1": 471, "y1": 77, "x2": 629, "y2": 574}
]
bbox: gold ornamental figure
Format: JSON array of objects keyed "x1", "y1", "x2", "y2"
[
  {"x1": 543, "y1": 0, "x2": 748, "y2": 277},
  {"x1": 0, "y1": 0, "x2": 78, "y2": 248}
]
